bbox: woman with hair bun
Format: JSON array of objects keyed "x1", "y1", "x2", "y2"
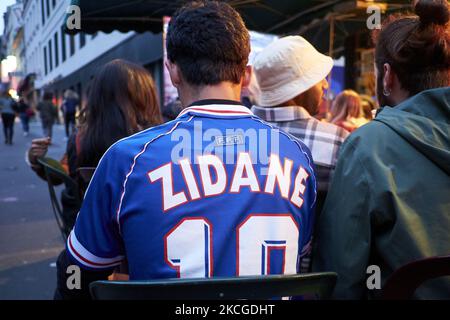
[{"x1": 314, "y1": 0, "x2": 450, "y2": 299}]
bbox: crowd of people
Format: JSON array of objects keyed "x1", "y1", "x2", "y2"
[
  {"x1": 0, "y1": 86, "x2": 80, "y2": 145},
  {"x1": 2, "y1": 0, "x2": 449, "y2": 300}
]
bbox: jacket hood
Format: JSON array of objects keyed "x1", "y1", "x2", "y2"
[{"x1": 374, "y1": 87, "x2": 450, "y2": 174}]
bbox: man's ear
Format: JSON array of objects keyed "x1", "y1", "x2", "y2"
[
  {"x1": 383, "y1": 63, "x2": 393, "y2": 94},
  {"x1": 242, "y1": 65, "x2": 253, "y2": 88},
  {"x1": 165, "y1": 60, "x2": 181, "y2": 88}
]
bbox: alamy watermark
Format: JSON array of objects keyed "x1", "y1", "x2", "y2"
[
  {"x1": 366, "y1": 5, "x2": 382, "y2": 30},
  {"x1": 66, "y1": 265, "x2": 81, "y2": 290},
  {"x1": 66, "y1": 5, "x2": 81, "y2": 31},
  {"x1": 170, "y1": 121, "x2": 281, "y2": 173},
  {"x1": 367, "y1": 265, "x2": 381, "y2": 290}
]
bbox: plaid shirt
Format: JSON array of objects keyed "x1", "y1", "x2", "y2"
[{"x1": 251, "y1": 105, "x2": 349, "y2": 191}]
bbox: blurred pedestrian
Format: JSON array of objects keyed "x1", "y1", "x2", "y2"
[
  {"x1": 61, "y1": 89, "x2": 79, "y2": 139},
  {"x1": 329, "y1": 90, "x2": 369, "y2": 132},
  {"x1": 0, "y1": 90, "x2": 17, "y2": 145},
  {"x1": 37, "y1": 92, "x2": 58, "y2": 139},
  {"x1": 16, "y1": 98, "x2": 32, "y2": 136}
]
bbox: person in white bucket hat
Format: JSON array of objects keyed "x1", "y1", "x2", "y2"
[
  {"x1": 255, "y1": 36, "x2": 333, "y2": 108},
  {"x1": 251, "y1": 36, "x2": 349, "y2": 217}
]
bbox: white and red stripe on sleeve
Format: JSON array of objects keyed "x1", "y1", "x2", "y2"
[{"x1": 67, "y1": 230, "x2": 124, "y2": 269}]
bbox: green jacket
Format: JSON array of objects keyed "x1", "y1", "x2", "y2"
[{"x1": 312, "y1": 87, "x2": 450, "y2": 299}]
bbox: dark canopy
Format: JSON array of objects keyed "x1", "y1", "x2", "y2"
[
  {"x1": 69, "y1": 0, "x2": 341, "y2": 34},
  {"x1": 68, "y1": 0, "x2": 411, "y2": 57}
]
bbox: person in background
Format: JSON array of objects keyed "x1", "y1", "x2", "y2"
[
  {"x1": 37, "y1": 92, "x2": 58, "y2": 139},
  {"x1": 313, "y1": 0, "x2": 450, "y2": 299},
  {"x1": 162, "y1": 96, "x2": 183, "y2": 122},
  {"x1": 28, "y1": 59, "x2": 163, "y2": 233},
  {"x1": 0, "y1": 90, "x2": 17, "y2": 145},
  {"x1": 329, "y1": 90, "x2": 369, "y2": 132},
  {"x1": 16, "y1": 98, "x2": 31, "y2": 136},
  {"x1": 360, "y1": 94, "x2": 377, "y2": 120},
  {"x1": 61, "y1": 89, "x2": 79, "y2": 140},
  {"x1": 241, "y1": 67, "x2": 260, "y2": 109},
  {"x1": 251, "y1": 36, "x2": 349, "y2": 215}
]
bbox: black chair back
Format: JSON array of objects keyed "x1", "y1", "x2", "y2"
[
  {"x1": 77, "y1": 167, "x2": 96, "y2": 184},
  {"x1": 90, "y1": 272, "x2": 337, "y2": 300},
  {"x1": 37, "y1": 157, "x2": 81, "y2": 241},
  {"x1": 382, "y1": 255, "x2": 450, "y2": 299},
  {"x1": 76, "y1": 166, "x2": 96, "y2": 196}
]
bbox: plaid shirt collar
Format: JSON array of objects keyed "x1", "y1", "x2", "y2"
[{"x1": 251, "y1": 105, "x2": 312, "y2": 122}]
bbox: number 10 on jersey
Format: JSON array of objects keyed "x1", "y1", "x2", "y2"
[{"x1": 164, "y1": 214, "x2": 300, "y2": 278}]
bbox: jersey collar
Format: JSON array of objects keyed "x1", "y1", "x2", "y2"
[{"x1": 177, "y1": 99, "x2": 253, "y2": 118}]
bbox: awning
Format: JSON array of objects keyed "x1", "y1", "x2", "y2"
[
  {"x1": 67, "y1": 0, "x2": 411, "y2": 57},
  {"x1": 66, "y1": 0, "x2": 367, "y2": 34}
]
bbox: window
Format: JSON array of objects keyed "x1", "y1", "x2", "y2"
[
  {"x1": 79, "y1": 32, "x2": 86, "y2": 48},
  {"x1": 41, "y1": 0, "x2": 45, "y2": 25},
  {"x1": 46, "y1": 0, "x2": 50, "y2": 18},
  {"x1": 69, "y1": 35, "x2": 75, "y2": 56},
  {"x1": 43, "y1": 46, "x2": 48, "y2": 75},
  {"x1": 61, "y1": 26, "x2": 66, "y2": 62},
  {"x1": 48, "y1": 39, "x2": 53, "y2": 71},
  {"x1": 54, "y1": 32, "x2": 59, "y2": 67}
]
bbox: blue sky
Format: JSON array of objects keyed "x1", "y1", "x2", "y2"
[{"x1": 0, "y1": 0, "x2": 17, "y2": 35}]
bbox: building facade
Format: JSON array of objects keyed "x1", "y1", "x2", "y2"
[
  {"x1": 19, "y1": 0, "x2": 164, "y2": 107},
  {"x1": 2, "y1": 0, "x2": 24, "y2": 90}
]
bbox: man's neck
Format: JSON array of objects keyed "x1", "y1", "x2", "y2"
[
  {"x1": 278, "y1": 103, "x2": 315, "y2": 115},
  {"x1": 180, "y1": 82, "x2": 242, "y2": 107},
  {"x1": 277, "y1": 97, "x2": 316, "y2": 116}
]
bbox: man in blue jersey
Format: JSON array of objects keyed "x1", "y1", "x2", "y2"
[{"x1": 55, "y1": 1, "x2": 316, "y2": 299}]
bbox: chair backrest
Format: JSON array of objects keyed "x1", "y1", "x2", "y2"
[
  {"x1": 76, "y1": 167, "x2": 96, "y2": 195},
  {"x1": 77, "y1": 167, "x2": 96, "y2": 184},
  {"x1": 382, "y1": 255, "x2": 450, "y2": 300},
  {"x1": 37, "y1": 157, "x2": 80, "y2": 241},
  {"x1": 90, "y1": 272, "x2": 337, "y2": 300}
]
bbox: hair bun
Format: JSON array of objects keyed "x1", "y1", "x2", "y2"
[{"x1": 415, "y1": 0, "x2": 450, "y2": 26}]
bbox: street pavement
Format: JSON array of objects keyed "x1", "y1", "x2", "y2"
[{"x1": 0, "y1": 118, "x2": 67, "y2": 300}]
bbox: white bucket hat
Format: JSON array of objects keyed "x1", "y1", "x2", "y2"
[{"x1": 253, "y1": 36, "x2": 333, "y2": 106}]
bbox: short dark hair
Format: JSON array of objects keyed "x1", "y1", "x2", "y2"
[
  {"x1": 167, "y1": 1, "x2": 250, "y2": 86},
  {"x1": 372, "y1": 0, "x2": 449, "y2": 96}
]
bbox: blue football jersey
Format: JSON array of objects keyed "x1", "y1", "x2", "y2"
[{"x1": 67, "y1": 100, "x2": 317, "y2": 280}]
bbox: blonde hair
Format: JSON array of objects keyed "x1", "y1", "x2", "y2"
[{"x1": 329, "y1": 90, "x2": 363, "y2": 124}]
